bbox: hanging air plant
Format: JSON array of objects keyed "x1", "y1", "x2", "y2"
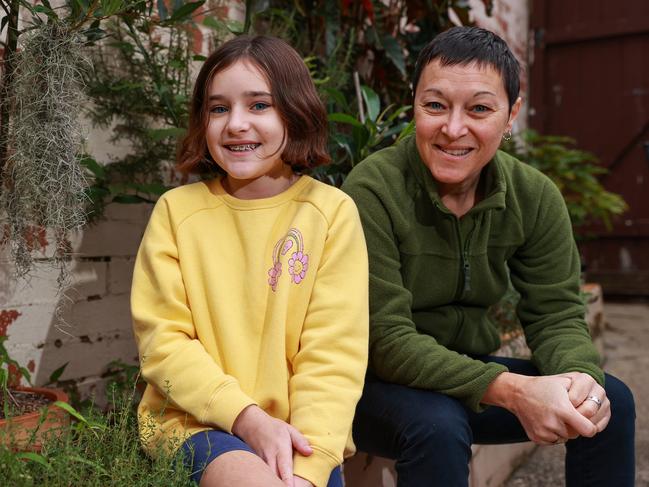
[{"x1": 1, "y1": 21, "x2": 89, "y2": 289}]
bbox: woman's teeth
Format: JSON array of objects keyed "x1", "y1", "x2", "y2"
[{"x1": 440, "y1": 147, "x2": 471, "y2": 156}]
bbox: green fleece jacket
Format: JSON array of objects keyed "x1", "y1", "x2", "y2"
[{"x1": 342, "y1": 135, "x2": 603, "y2": 412}]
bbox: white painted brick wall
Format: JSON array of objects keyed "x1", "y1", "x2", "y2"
[{"x1": 1, "y1": 202, "x2": 150, "y2": 397}]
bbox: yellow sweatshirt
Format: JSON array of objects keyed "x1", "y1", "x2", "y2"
[{"x1": 131, "y1": 175, "x2": 369, "y2": 487}]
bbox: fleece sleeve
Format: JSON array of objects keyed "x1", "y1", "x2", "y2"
[
  {"x1": 509, "y1": 179, "x2": 604, "y2": 384},
  {"x1": 342, "y1": 171, "x2": 506, "y2": 412},
  {"x1": 288, "y1": 197, "x2": 369, "y2": 487},
  {"x1": 131, "y1": 196, "x2": 256, "y2": 433}
]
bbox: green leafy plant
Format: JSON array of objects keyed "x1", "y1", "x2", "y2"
[
  {"x1": 0, "y1": 335, "x2": 32, "y2": 418},
  {"x1": 0, "y1": 374, "x2": 193, "y2": 486},
  {"x1": 501, "y1": 130, "x2": 628, "y2": 235},
  {"x1": 322, "y1": 84, "x2": 413, "y2": 185},
  {"x1": 82, "y1": 1, "x2": 209, "y2": 218}
]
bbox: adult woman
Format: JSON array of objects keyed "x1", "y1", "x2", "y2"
[{"x1": 342, "y1": 26, "x2": 635, "y2": 486}]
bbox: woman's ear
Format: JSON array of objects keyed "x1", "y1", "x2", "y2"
[{"x1": 507, "y1": 97, "x2": 523, "y2": 131}]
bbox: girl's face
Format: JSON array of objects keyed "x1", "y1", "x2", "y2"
[
  {"x1": 206, "y1": 60, "x2": 290, "y2": 198},
  {"x1": 414, "y1": 60, "x2": 521, "y2": 194}
]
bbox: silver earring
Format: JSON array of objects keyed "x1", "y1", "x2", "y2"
[{"x1": 502, "y1": 130, "x2": 512, "y2": 141}]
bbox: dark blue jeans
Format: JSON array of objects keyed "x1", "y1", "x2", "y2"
[{"x1": 353, "y1": 356, "x2": 635, "y2": 487}]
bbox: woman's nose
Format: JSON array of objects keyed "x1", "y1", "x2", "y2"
[{"x1": 441, "y1": 110, "x2": 468, "y2": 139}]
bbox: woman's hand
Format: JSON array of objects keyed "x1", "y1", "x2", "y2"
[
  {"x1": 293, "y1": 475, "x2": 314, "y2": 487},
  {"x1": 232, "y1": 405, "x2": 313, "y2": 486},
  {"x1": 561, "y1": 371, "x2": 611, "y2": 433},
  {"x1": 482, "y1": 372, "x2": 598, "y2": 445}
]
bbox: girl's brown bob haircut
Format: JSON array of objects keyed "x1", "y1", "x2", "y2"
[{"x1": 178, "y1": 35, "x2": 330, "y2": 174}]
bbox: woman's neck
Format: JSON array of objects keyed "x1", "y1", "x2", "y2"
[{"x1": 438, "y1": 173, "x2": 484, "y2": 218}]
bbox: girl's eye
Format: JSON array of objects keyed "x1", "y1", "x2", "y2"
[
  {"x1": 210, "y1": 106, "x2": 228, "y2": 114},
  {"x1": 252, "y1": 102, "x2": 270, "y2": 111}
]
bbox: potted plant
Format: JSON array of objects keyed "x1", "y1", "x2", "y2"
[{"x1": 0, "y1": 335, "x2": 70, "y2": 451}]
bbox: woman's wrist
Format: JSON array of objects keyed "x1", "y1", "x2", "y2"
[
  {"x1": 232, "y1": 404, "x2": 264, "y2": 439},
  {"x1": 481, "y1": 371, "x2": 527, "y2": 410}
]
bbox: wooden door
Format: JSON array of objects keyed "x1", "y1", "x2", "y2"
[{"x1": 529, "y1": 0, "x2": 649, "y2": 295}]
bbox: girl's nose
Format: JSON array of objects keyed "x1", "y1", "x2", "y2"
[
  {"x1": 441, "y1": 109, "x2": 469, "y2": 139},
  {"x1": 226, "y1": 107, "x2": 250, "y2": 133}
]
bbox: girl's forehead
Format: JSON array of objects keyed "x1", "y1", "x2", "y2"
[{"x1": 209, "y1": 59, "x2": 270, "y2": 91}]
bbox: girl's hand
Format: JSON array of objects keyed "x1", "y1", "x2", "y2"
[
  {"x1": 232, "y1": 405, "x2": 313, "y2": 486},
  {"x1": 293, "y1": 475, "x2": 314, "y2": 487}
]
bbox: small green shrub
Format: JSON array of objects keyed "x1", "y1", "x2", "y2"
[
  {"x1": 0, "y1": 377, "x2": 193, "y2": 486},
  {"x1": 501, "y1": 130, "x2": 628, "y2": 235}
]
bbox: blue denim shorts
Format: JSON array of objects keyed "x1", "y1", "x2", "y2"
[{"x1": 179, "y1": 429, "x2": 343, "y2": 486}]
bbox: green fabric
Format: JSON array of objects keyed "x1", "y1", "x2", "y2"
[{"x1": 342, "y1": 135, "x2": 603, "y2": 412}]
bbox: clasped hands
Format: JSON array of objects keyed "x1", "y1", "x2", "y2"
[
  {"x1": 232, "y1": 405, "x2": 315, "y2": 487},
  {"x1": 484, "y1": 371, "x2": 611, "y2": 446}
]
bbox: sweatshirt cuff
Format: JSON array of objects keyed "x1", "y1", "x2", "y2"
[
  {"x1": 293, "y1": 448, "x2": 339, "y2": 487},
  {"x1": 200, "y1": 381, "x2": 256, "y2": 433},
  {"x1": 468, "y1": 363, "x2": 509, "y2": 413}
]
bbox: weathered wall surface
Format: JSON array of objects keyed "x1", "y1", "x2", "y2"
[
  {"x1": 469, "y1": 0, "x2": 530, "y2": 131},
  {"x1": 0, "y1": 203, "x2": 151, "y2": 398}
]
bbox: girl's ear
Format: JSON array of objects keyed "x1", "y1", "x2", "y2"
[{"x1": 506, "y1": 97, "x2": 523, "y2": 131}]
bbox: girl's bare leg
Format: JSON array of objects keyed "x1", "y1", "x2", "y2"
[{"x1": 199, "y1": 450, "x2": 286, "y2": 487}]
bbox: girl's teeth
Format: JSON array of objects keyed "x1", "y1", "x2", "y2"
[{"x1": 229, "y1": 144, "x2": 258, "y2": 151}]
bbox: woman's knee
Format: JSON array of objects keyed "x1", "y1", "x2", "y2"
[
  {"x1": 398, "y1": 394, "x2": 472, "y2": 455},
  {"x1": 604, "y1": 373, "x2": 635, "y2": 432}
]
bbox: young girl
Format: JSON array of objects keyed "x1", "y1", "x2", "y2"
[{"x1": 130, "y1": 35, "x2": 369, "y2": 487}]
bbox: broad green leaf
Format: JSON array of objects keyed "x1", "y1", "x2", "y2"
[
  {"x1": 328, "y1": 112, "x2": 364, "y2": 128},
  {"x1": 48, "y1": 362, "x2": 69, "y2": 384},
  {"x1": 54, "y1": 401, "x2": 89, "y2": 424},
  {"x1": 170, "y1": 0, "x2": 205, "y2": 22},
  {"x1": 16, "y1": 452, "x2": 51, "y2": 468},
  {"x1": 361, "y1": 86, "x2": 381, "y2": 123},
  {"x1": 381, "y1": 34, "x2": 406, "y2": 77},
  {"x1": 80, "y1": 156, "x2": 106, "y2": 179}
]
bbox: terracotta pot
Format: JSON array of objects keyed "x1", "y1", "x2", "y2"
[{"x1": 0, "y1": 386, "x2": 70, "y2": 452}]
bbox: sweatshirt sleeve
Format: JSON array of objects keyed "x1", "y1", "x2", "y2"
[
  {"x1": 131, "y1": 196, "x2": 256, "y2": 432},
  {"x1": 342, "y1": 167, "x2": 506, "y2": 412},
  {"x1": 289, "y1": 197, "x2": 369, "y2": 487},
  {"x1": 509, "y1": 179, "x2": 604, "y2": 384}
]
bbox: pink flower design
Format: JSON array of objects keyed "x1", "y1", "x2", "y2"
[
  {"x1": 281, "y1": 240, "x2": 293, "y2": 255},
  {"x1": 267, "y1": 262, "x2": 282, "y2": 292},
  {"x1": 288, "y1": 251, "x2": 309, "y2": 284}
]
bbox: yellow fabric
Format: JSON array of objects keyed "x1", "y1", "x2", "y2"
[{"x1": 131, "y1": 175, "x2": 369, "y2": 487}]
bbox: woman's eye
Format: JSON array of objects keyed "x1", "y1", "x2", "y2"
[
  {"x1": 426, "y1": 101, "x2": 444, "y2": 110},
  {"x1": 472, "y1": 104, "x2": 490, "y2": 113},
  {"x1": 252, "y1": 102, "x2": 270, "y2": 111},
  {"x1": 210, "y1": 106, "x2": 228, "y2": 114}
]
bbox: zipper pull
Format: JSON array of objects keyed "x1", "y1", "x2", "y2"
[{"x1": 463, "y1": 251, "x2": 471, "y2": 293}]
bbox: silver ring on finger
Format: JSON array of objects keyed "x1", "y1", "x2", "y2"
[{"x1": 586, "y1": 395, "x2": 602, "y2": 409}]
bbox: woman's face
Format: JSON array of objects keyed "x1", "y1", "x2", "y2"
[{"x1": 414, "y1": 60, "x2": 521, "y2": 191}]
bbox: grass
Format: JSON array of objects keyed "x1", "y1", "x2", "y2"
[{"x1": 0, "y1": 371, "x2": 194, "y2": 486}]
